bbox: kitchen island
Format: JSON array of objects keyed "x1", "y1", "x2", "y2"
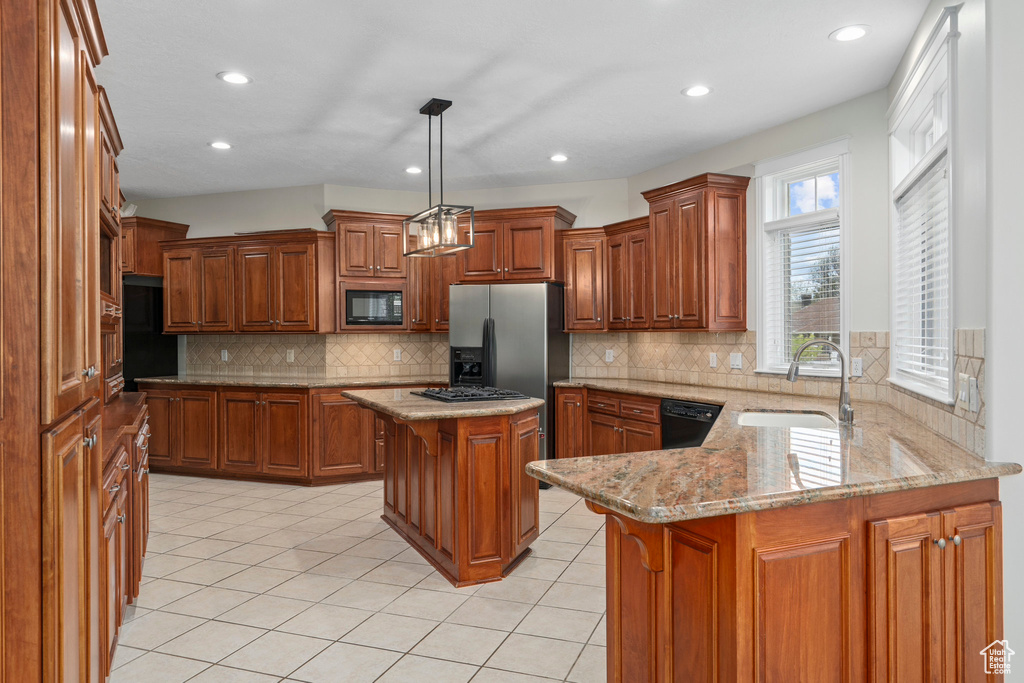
[
  {"x1": 343, "y1": 388, "x2": 545, "y2": 586},
  {"x1": 528, "y1": 379, "x2": 1021, "y2": 683}
]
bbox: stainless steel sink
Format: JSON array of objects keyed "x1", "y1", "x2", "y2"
[{"x1": 737, "y1": 411, "x2": 836, "y2": 429}]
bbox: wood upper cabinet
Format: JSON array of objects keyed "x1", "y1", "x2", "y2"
[
  {"x1": 311, "y1": 393, "x2": 373, "y2": 477},
  {"x1": 560, "y1": 229, "x2": 606, "y2": 331},
  {"x1": 218, "y1": 389, "x2": 309, "y2": 478},
  {"x1": 606, "y1": 218, "x2": 651, "y2": 330},
  {"x1": 120, "y1": 216, "x2": 189, "y2": 277},
  {"x1": 98, "y1": 88, "x2": 123, "y2": 231},
  {"x1": 407, "y1": 237, "x2": 432, "y2": 332},
  {"x1": 142, "y1": 387, "x2": 216, "y2": 469},
  {"x1": 162, "y1": 231, "x2": 335, "y2": 334},
  {"x1": 869, "y1": 501, "x2": 1003, "y2": 683},
  {"x1": 642, "y1": 173, "x2": 750, "y2": 331},
  {"x1": 555, "y1": 389, "x2": 584, "y2": 458},
  {"x1": 324, "y1": 211, "x2": 408, "y2": 278},
  {"x1": 431, "y1": 255, "x2": 457, "y2": 331},
  {"x1": 456, "y1": 207, "x2": 576, "y2": 283}
]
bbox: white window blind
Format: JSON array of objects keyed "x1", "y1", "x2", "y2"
[{"x1": 892, "y1": 151, "x2": 951, "y2": 396}]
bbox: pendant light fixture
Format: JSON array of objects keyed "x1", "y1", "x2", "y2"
[{"x1": 403, "y1": 98, "x2": 474, "y2": 257}]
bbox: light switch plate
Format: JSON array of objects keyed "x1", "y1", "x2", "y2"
[
  {"x1": 730, "y1": 352, "x2": 742, "y2": 370},
  {"x1": 957, "y1": 373, "x2": 970, "y2": 409},
  {"x1": 286, "y1": 349, "x2": 295, "y2": 363},
  {"x1": 968, "y1": 377, "x2": 979, "y2": 412},
  {"x1": 605, "y1": 349, "x2": 614, "y2": 363},
  {"x1": 851, "y1": 358, "x2": 863, "y2": 377},
  {"x1": 393, "y1": 348, "x2": 402, "y2": 362},
  {"x1": 709, "y1": 352, "x2": 718, "y2": 368},
  {"x1": 220, "y1": 349, "x2": 228, "y2": 362}
]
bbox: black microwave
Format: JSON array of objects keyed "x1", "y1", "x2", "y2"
[{"x1": 344, "y1": 286, "x2": 404, "y2": 326}]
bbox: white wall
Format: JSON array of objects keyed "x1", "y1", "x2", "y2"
[
  {"x1": 986, "y1": 0, "x2": 1024, "y2": 650},
  {"x1": 626, "y1": 91, "x2": 891, "y2": 332},
  {"x1": 446, "y1": 178, "x2": 630, "y2": 228}
]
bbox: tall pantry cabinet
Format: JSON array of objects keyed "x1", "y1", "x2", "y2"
[{"x1": 0, "y1": 0, "x2": 144, "y2": 681}]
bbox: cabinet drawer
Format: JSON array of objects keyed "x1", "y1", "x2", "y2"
[
  {"x1": 587, "y1": 395, "x2": 620, "y2": 416},
  {"x1": 619, "y1": 399, "x2": 660, "y2": 424},
  {"x1": 102, "y1": 446, "x2": 130, "y2": 511}
]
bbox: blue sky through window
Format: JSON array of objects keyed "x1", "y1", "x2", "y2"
[{"x1": 788, "y1": 171, "x2": 839, "y2": 215}]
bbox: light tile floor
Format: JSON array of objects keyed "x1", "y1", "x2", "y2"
[{"x1": 112, "y1": 473, "x2": 608, "y2": 683}]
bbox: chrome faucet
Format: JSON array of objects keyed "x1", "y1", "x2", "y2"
[{"x1": 787, "y1": 338, "x2": 854, "y2": 424}]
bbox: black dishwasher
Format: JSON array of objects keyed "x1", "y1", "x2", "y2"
[{"x1": 660, "y1": 400, "x2": 722, "y2": 448}]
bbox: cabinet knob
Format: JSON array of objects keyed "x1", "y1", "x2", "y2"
[
  {"x1": 116, "y1": 515, "x2": 125, "y2": 524},
  {"x1": 576, "y1": 402, "x2": 580, "y2": 407},
  {"x1": 934, "y1": 537, "x2": 947, "y2": 549},
  {"x1": 597, "y1": 317, "x2": 601, "y2": 322},
  {"x1": 504, "y1": 268, "x2": 508, "y2": 272},
  {"x1": 950, "y1": 534, "x2": 962, "y2": 546},
  {"x1": 376, "y1": 265, "x2": 380, "y2": 270},
  {"x1": 435, "y1": 319, "x2": 439, "y2": 323},
  {"x1": 142, "y1": 468, "x2": 150, "y2": 475}
]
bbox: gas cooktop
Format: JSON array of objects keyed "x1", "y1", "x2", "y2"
[{"x1": 411, "y1": 387, "x2": 529, "y2": 403}]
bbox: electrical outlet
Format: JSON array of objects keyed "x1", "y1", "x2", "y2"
[
  {"x1": 730, "y1": 352, "x2": 742, "y2": 370},
  {"x1": 605, "y1": 349, "x2": 614, "y2": 363},
  {"x1": 968, "y1": 377, "x2": 980, "y2": 412},
  {"x1": 220, "y1": 349, "x2": 228, "y2": 362},
  {"x1": 851, "y1": 358, "x2": 863, "y2": 377},
  {"x1": 393, "y1": 348, "x2": 402, "y2": 362},
  {"x1": 709, "y1": 352, "x2": 718, "y2": 368},
  {"x1": 286, "y1": 349, "x2": 295, "y2": 363}
]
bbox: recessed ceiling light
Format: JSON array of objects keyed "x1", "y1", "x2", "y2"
[
  {"x1": 683, "y1": 85, "x2": 711, "y2": 97},
  {"x1": 210, "y1": 141, "x2": 231, "y2": 150},
  {"x1": 550, "y1": 154, "x2": 568, "y2": 162},
  {"x1": 829, "y1": 25, "x2": 869, "y2": 42},
  {"x1": 406, "y1": 167, "x2": 422, "y2": 174},
  {"x1": 216, "y1": 71, "x2": 252, "y2": 84}
]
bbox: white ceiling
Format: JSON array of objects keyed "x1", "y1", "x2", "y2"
[{"x1": 95, "y1": 0, "x2": 928, "y2": 200}]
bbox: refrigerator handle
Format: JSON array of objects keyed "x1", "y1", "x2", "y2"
[{"x1": 483, "y1": 317, "x2": 496, "y2": 387}]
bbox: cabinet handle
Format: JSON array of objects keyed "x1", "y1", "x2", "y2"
[
  {"x1": 142, "y1": 468, "x2": 150, "y2": 475},
  {"x1": 950, "y1": 534, "x2": 962, "y2": 546},
  {"x1": 109, "y1": 485, "x2": 121, "y2": 494},
  {"x1": 120, "y1": 464, "x2": 130, "y2": 471},
  {"x1": 934, "y1": 537, "x2": 947, "y2": 549},
  {"x1": 595, "y1": 403, "x2": 607, "y2": 407},
  {"x1": 117, "y1": 515, "x2": 125, "y2": 524},
  {"x1": 632, "y1": 409, "x2": 643, "y2": 414}
]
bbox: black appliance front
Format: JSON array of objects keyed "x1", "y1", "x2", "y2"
[
  {"x1": 660, "y1": 399, "x2": 722, "y2": 448},
  {"x1": 123, "y1": 277, "x2": 179, "y2": 392},
  {"x1": 450, "y1": 347, "x2": 485, "y2": 386},
  {"x1": 345, "y1": 289, "x2": 404, "y2": 326}
]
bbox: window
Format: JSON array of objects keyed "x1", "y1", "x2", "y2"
[
  {"x1": 888, "y1": 7, "x2": 958, "y2": 403},
  {"x1": 756, "y1": 140, "x2": 849, "y2": 376}
]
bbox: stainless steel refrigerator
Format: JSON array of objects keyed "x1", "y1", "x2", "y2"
[{"x1": 448, "y1": 283, "x2": 570, "y2": 461}]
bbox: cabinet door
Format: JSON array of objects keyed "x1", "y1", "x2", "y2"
[
  {"x1": 375, "y1": 224, "x2": 408, "y2": 277},
  {"x1": 42, "y1": 408, "x2": 87, "y2": 683},
  {"x1": 708, "y1": 188, "x2": 746, "y2": 330},
  {"x1": 503, "y1": 218, "x2": 551, "y2": 280},
  {"x1": 177, "y1": 390, "x2": 217, "y2": 469},
  {"x1": 374, "y1": 415, "x2": 386, "y2": 473},
  {"x1": 675, "y1": 192, "x2": 706, "y2": 328},
  {"x1": 564, "y1": 238, "x2": 606, "y2": 331},
  {"x1": 237, "y1": 246, "x2": 276, "y2": 332},
  {"x1": 114, "y1": 485, "x2": 129, "y2": 625},
  {"x1": 144, "y1": 390, "x2": 175, "y2": 467},
  {"x1": 219, "y1": 391, "x2": 261, "y2": 473},
  {"x1": 626, "y1": 229, "x2": 651, "y2": 328},
  {"x1": 338, "y1": 223, "x2": 376, "y2": 278},
  {"x1": 262, "y1": 392, "x2": 309, "y2": 478},
  {"x1": 100, "y1": 498, "x2": 120, "y2": 677},
  {"x1": 622, "y1": 418, "x2": 659, "y2": 452},
  {"x1": 606, "y1": 234, "x2": 628, "y2": 330},
  {"x1": 942, "y1": 502, "x2": 1002, "y2": 683},
  {"x1": 83, "y1": 60, "x2": 103, "y2": 406},
  {"x1": 868, "y1": 511, "x2": 944, "y2": 682},
  {"x1": 407, "y1": 244, "x2": 432, "y2": 331},
  {"x1": 431, "y1": 255, "x2": 457, "y2": 330},
  {"x1": 649, "y1": 204, "x2": 676, "y2": 329},
  {"x1": 276, "y1": 244, "x2": 317, "y2": 332},
  {"x1": 121, "y1": 225, "x2": 136, "y2": 273},
  {"x1": 198, "y1": 248, "x2": 236, "y2": 332},
  {"x1": 457, "y1": 220, "x2": 503, "y2": 282},
  {"x1": 587, "y1": 412, "x2": 621, "y2": 457},
  {"x1": 312, "y1": 394, "x2": 371, "y2": 477},
  {"x1": 510, "y1": 412, "x2": 541, "y2": 559},
  {"x1": 163, "y1": 249, "x2": 199, "y2": 333},
  {"x1": 556, "y1": 391, "x2": 584, "y2": 458}
]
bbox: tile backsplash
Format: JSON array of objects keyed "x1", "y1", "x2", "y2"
[{"x1": 185, "y1": 333, "x2": 448, "y2": 379}]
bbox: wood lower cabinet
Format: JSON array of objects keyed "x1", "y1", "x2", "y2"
[
  {"x1": 589, "y1": 479, "x2": 1005, "y2": 683},
  {"x1": 100, "y1": 446, "x2": 129, "y2": 679},
  {"x1": 555, "y1": 390, "x2": 584, "y2": 458},
  {"x1": 509, "y1": 412, "x2": 541, "y2": 559},
  {"x1": 578, "y1": 389, "x2": 662, "y2": 456},
  {"x1": 643, "y1": 173, "x2": 750, "y2": 331},
  {"x1": 311, "y1": 392, "x2": 374, "y2": 478},
  {"x1": 455, "y1": 207, "x2": 576, "y2": 283},
  {"x1": 560, "y1": 229, "x2": 607, "y2": 331},
  {"x1": 144, "y1": 387, "x2": 217, "y2": 469},
  {"x1": 219, "y1": 390, "x2": 309, "y2": 479}
]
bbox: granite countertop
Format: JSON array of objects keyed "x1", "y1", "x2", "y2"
[
  {"x1": 342, "y1": 388, "x2": 545, "y2": 421},
  {"x1": 526, "y1": 378, "x2": 1021, "y2": 524},
  {"x1": 135, "y1": 375, "x2": 448, "y2": 389}
]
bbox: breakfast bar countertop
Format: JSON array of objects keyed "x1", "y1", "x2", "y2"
[
  {"x1": 135, "y1": 374, "x2": 449, "y2": 389},
  {"x1": 341, "y1": 387, "x2": 545, "y2": 421},
  {"x1": 526, "y1": 378, "x2": 1021, "y2": 524}
]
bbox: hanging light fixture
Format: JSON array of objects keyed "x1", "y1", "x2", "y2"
[{"x1": 403, "y1": 98, "x2": 474, "y2": 257}]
